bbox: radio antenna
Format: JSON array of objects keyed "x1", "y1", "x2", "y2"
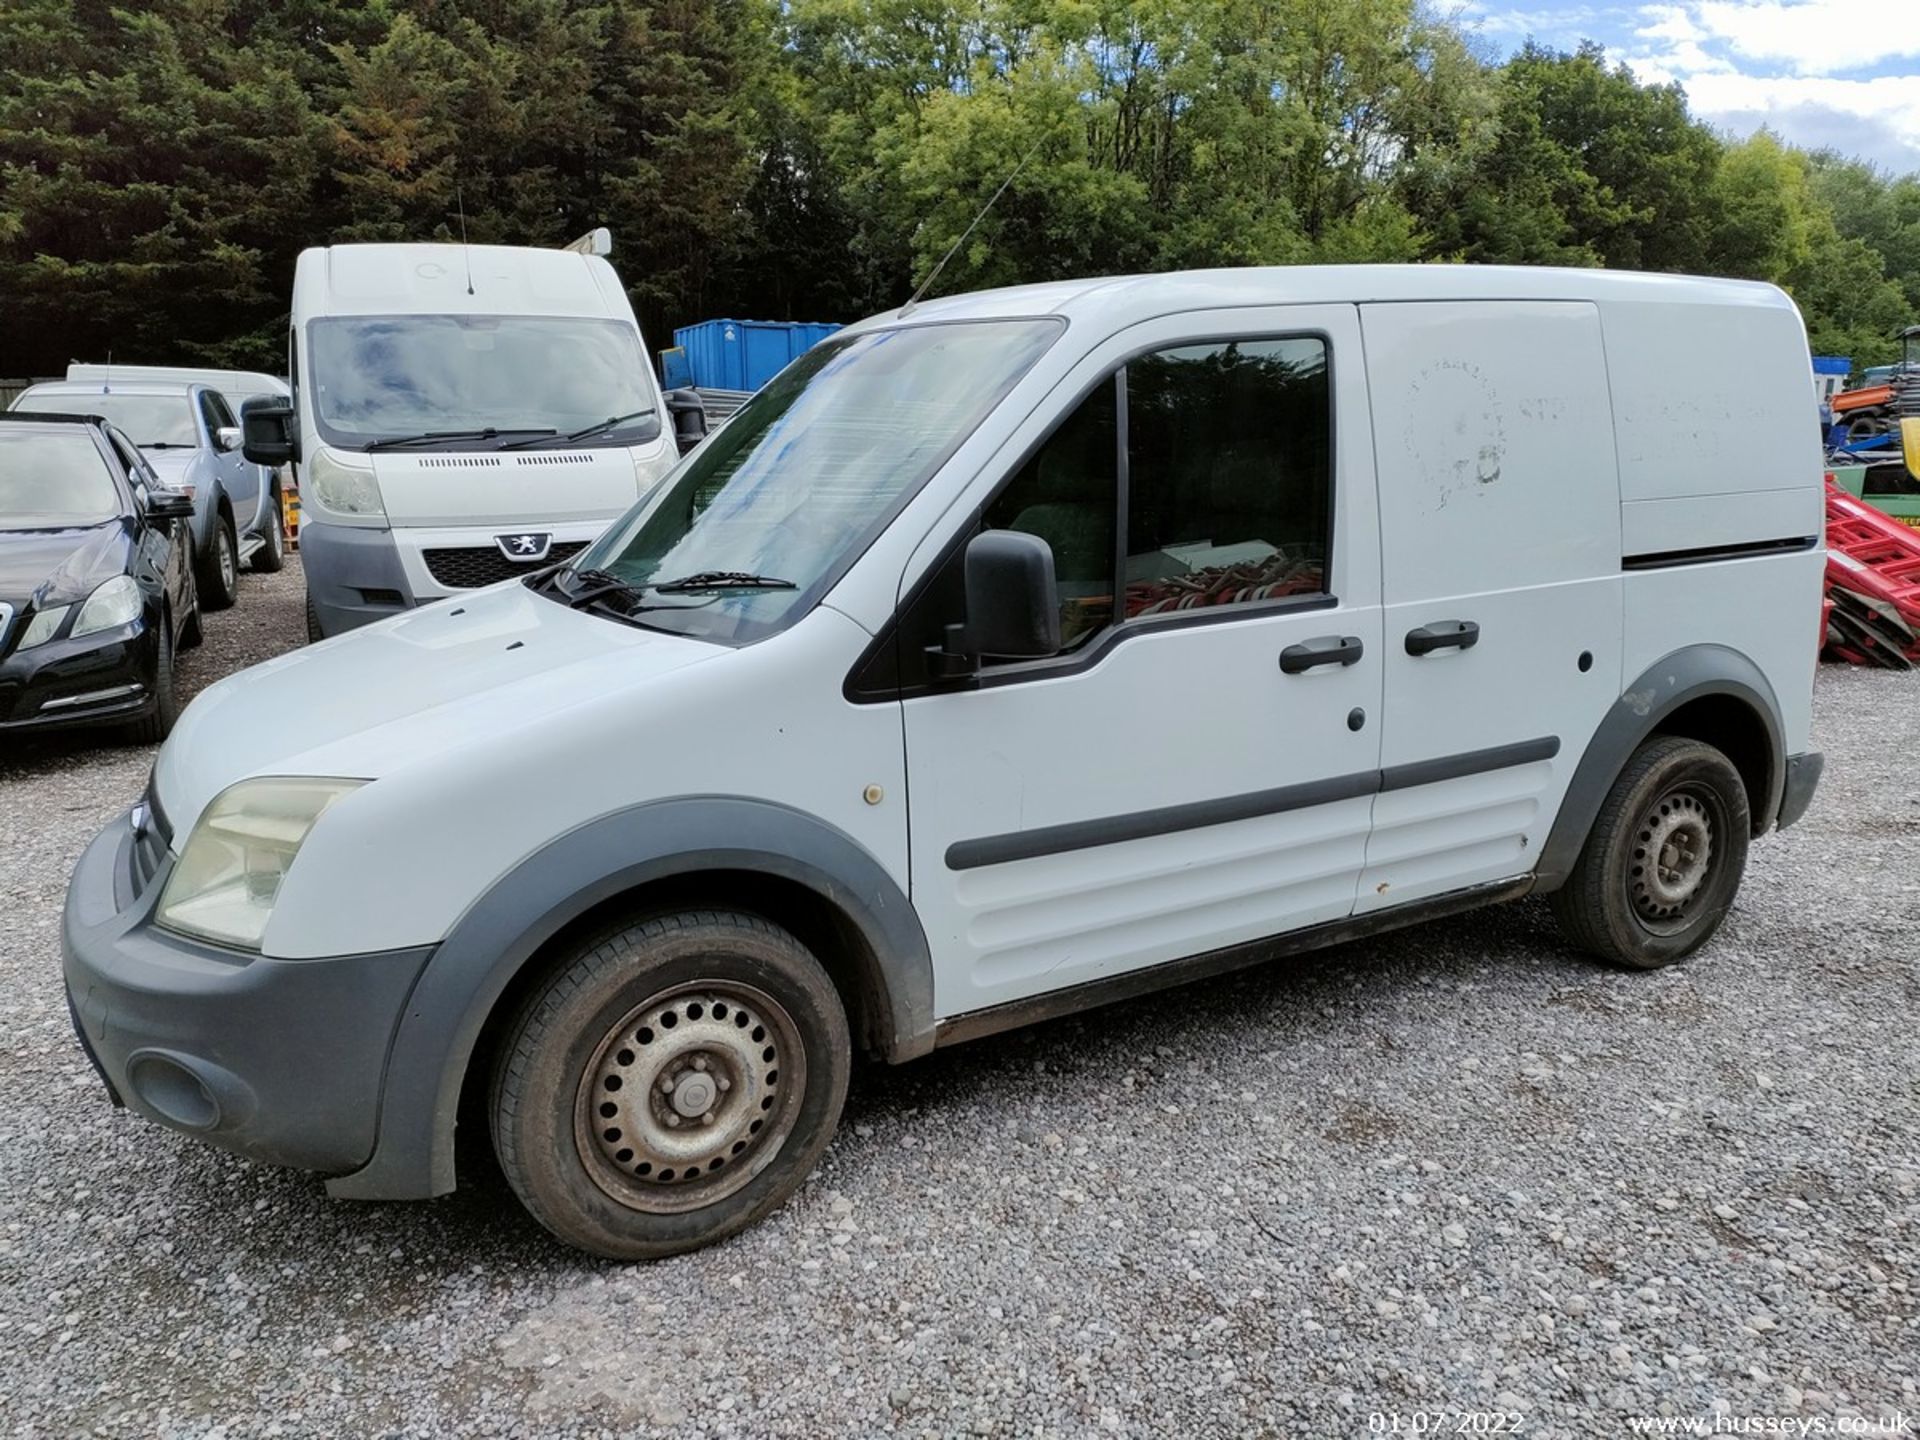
[
  {"x1": 456, "y1": 185, "x2": 475, "y2": 296},
  {"x1": 900, "y1": 135, "x2": 1045, "y2": 317}
]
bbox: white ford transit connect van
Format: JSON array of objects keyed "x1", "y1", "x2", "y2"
[
  {"x1": 240, "y1": 232, "x2": 680, "y2": 640},
  {"x1": 65, "y1": 266, "x2": 1825, "y2": 1259}
]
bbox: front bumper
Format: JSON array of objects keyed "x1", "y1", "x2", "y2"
[
  {"x1": 1776, "y1": 750, "x2": 1824, "y2": 830},
  {"x1": 62, "y1": 805, "x2": 433, "y2": 1174},
  {"x1": 0, "y1": 620, "x2": 157, "y2": 731}
]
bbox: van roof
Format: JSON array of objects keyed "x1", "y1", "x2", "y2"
[
  {"x1": 294, "y1": 243, "x2": 628, "y2": 320},
  {"x1": 65, "y1": 364, "x2": 286, "y2": 397},
  {"x1": 21, "y1": 380, "x2": 195, "y2": 399},
  {"x1": 856, "y1": 265, "x2": 1797, "y2": 333}
]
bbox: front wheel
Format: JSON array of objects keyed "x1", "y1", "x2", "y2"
[
  {"x1": 198, "y1": 513, "x2": 239, "y2": 611},
  {"x1": 251, "y1": 486, "x2": 285, "y2": 573},
  {"x1": 491, "y1": 911, "x2": 851, "y2": 1260},
  {"x1": 1550, "y1": 735, "x2": 1751, "y2": 969}
]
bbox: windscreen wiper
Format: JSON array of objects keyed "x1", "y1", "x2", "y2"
[
  {"x1": 365, "y1": 427, "x2": 557, "y2": 451},
  {"x1": 649, "y1": 570, "x2": 797, "y2": 593},
  {"x1": 503, "y1": 410, "x2": 658, "y2": 449},
  {"x1": 558, "y1": 567, "x2": 649, "y2": 610},
  {"x1": 141, "y1": 441, "x2": 191, "y2": 449}
]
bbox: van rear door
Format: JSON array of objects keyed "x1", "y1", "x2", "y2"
[{"x1": 1357, "y1": 300, "x2": 1624, "y2": 911}]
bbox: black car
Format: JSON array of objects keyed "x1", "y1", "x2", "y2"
[{"x1": 0, "y1": 412, "x2": 201, "y2": 742}]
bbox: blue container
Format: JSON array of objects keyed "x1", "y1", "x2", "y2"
[{"x1": 672, "y1": 319, "x2": 842, "y2": 392}]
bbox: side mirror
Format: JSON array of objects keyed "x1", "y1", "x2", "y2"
[
  {"x1": 930, "y1": 530, "x2": 1061, "y2": 678},
  {"x1": 146, "y1": 488, "x2": 196, "y2": 521},
  {"x1": 214, "y1": 425, "x2": 242, "y2": 453},
  {"x1": 664, "y1": 388, "x2": 707, "y2": 455},
  {"x1": 240, "y1": 395, "x2": 298, "y2": 466}
]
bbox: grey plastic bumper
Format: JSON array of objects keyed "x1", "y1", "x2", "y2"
[
  {"x1": 300, "y1": 521, "x2": 417, "y2": 638},
  {"x1": 62, "y1": 808, "x2": 433, "y2": 1175},
  {"x1": 1776, "y1": 750, "x2": 1823, "y2": 830}
]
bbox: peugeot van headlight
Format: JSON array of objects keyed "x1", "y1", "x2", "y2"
[
  {"x1": 156, "y1": 777, "x2": 364, "y2": 950},
  {"x1": 18, "y1": 605, "x2": 71, "y2": 649},
  {"x1": 72, "y1": 575, "x2": 143, "y2": 638},
  {"x1": 306, "y1": 449, "x2": 387, "y2": 523}
]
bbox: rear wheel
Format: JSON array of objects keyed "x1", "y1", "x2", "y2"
[
  {"x1": 491, "y1": 910, "x2": 850, "y2": 1260},
  {"x1": 1550, "y1": 736, "x2": 1750, "y2": 969},
  {"x1": 251, "y1": 485, "x2": 285, "y2": 573}
]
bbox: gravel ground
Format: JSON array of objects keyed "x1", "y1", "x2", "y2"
[{"x1": 2, "y1": 564, "x2": 1916, "y2": 1438}]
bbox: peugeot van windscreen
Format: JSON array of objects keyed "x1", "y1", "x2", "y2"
[
  {"x1": 307, "y1": 314, "x2": 660, "y2": 450},
  {"x1": 557, "y1": 317, "x2": 1062, "y2": 645}
]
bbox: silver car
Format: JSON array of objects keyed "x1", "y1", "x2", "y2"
[{"x1": 10, "y1": 380, "x2": 285, "y2": 609}]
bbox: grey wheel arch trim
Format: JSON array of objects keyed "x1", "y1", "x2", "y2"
[
  {"x1": 327, "y1": 796, "x2": 933, "y2": 1201},
  {"x1": 1534, "y1": 644, "x2": 1784, "y2": 892}
]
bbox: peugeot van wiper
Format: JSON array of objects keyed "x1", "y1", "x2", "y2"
[
  {"x1": 649, "y1": 570, "x2": 796, "y2": 593},
  {"x1": 503, "y1": 409, "x2": 658, "y2": 449},
  {"x1": 365, "y1": 427, "x2": 556, "y2": 451},
  {"x1": 558, "y1": 567, "x2": 652, "y2": 610}
]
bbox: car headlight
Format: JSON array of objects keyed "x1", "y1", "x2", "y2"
[
  {"x1": 72, "y1": 575, "x2": 142, "y2": 638},
  {"x1": 18, "y1": 604, "x2": 71, "y2": 649},
  {"x1": 155, "y1": 777, "x2": 365, "y2": 950},
  {"x1": 306, "y1": 449, "x2": 386, "y2": 523}
]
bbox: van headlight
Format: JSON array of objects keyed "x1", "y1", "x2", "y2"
[
  {"x1": 306, "y1": 449, "x2": 387, "y2": 523},
  {"x1": 156, "y1": 778, "x2": 364, "y2": 950}
]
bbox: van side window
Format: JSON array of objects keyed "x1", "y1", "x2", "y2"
[
  {"x1": 1123, "y1": 338, "x2": 1330, "y2": 616},
  {"x1": 983, "y1": 377, "x2": 1118, "y2": 651}
]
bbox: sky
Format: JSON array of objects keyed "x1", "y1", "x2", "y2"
[{"x1": 1456, "y1": 0, "x2": 1920, "y2": 176}]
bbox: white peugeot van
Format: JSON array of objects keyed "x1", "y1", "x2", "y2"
[
  {"x1": 240, "y1": 231, "x2": 681, "y2": 639},
  {"x1": 66, "y1": 266, "x2": 1825, "y2": 1260}
]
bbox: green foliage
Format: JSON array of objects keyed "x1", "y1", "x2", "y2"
[{"x1": 0, "y1": 1, "x2": 1915, "y2": 378}]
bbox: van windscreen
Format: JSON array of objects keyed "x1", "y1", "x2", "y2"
[
  {"x1": 306, "y1": 315, "x2": 659, "y2": 449},
  {"x1": 564, "y1": 318, "x2": 1063, "y2": 645}
]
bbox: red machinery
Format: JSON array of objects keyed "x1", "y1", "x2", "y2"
[{"x1": 1823, "y1": 474, "x2": 1920, "y2": 668}]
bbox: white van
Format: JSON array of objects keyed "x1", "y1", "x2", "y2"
[
  {"x1": 66, "y1": 266, "x2": 1825, "y2": 1260},
  {"x1": 241, "y1": 233, "x2": 681, "y2": 639}
]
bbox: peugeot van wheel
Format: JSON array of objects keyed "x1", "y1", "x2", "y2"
[
  {"x1": 491, "y1": 911, "x2": 851, "y2": 1260},
  {"x1": 1551, "y1": 736, "x2": 1750, "y2": 969}
]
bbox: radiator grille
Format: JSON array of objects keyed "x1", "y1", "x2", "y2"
[{"x1": 423, "y1": 541, "x2": 588, "y2": 588}]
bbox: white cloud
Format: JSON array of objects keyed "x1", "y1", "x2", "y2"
[
  {"x1": 1623, "y1": 0, "x2": 1920, "y2": 171},
  {"x1": 1665, "y1": 0, "x2": 1920, "y2": 78}
]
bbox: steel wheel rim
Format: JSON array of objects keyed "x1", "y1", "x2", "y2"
[
  {"x1": 1628, "y1": 784, "x2": 1717, "y2": 932},
  {"x1": 574, "y1": 980, "x2": 805, "y2": 1215}
]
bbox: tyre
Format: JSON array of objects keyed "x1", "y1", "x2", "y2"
[
  {"x1": 251, "y1": 486, "x2": 285, "y2": 573},
  {"x1": 178, "y1": 565, "x2": 203, "y2": 650},
  {"x1": 491, "y1": 910, "x2": 851, "y2": 1260},
  {"x1": 1550, "y1": 735, "x2": 1751, "y2": 969},
  {"x1": 198, "y1": 512, "x2": 239, "y2": 611},
  {"x1": 125, "y1": 623, "x2": 178, "y2": 745},
  {"x1": 304, "y1": 593, "x2": 324, "y2": 643}
]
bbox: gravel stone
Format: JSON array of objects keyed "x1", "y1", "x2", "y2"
[{"x1": 1, "y1": 562, "x2": 1916, "y2": 1436}]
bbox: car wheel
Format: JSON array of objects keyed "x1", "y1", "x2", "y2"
[
  {"x1": 491, "y1": 910, "x2": 851, "y2": 1260},
  {"x1": 1550, "y1": 735, "x2": 1751, "y2": 969},
  {"x1": 305, "y1": 593, "x2": 324, "y2": 643},
  {"x1": 251, "y1": 486, "x2": 286, "y2": 573},
  {"x1": 198, "y1": 513, "x2": 239, "y2": 612},
  {"x1": 125, "y1": 622, "x2": 179, "y2": 745}
]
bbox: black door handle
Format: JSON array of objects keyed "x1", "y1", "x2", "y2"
[
  {"x1": 1405, "y1": 620, "x2": 1480, "y2": 656},
  {"x1": 1280, "y1": 634, "x2": 1365, "y2": 674}
]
